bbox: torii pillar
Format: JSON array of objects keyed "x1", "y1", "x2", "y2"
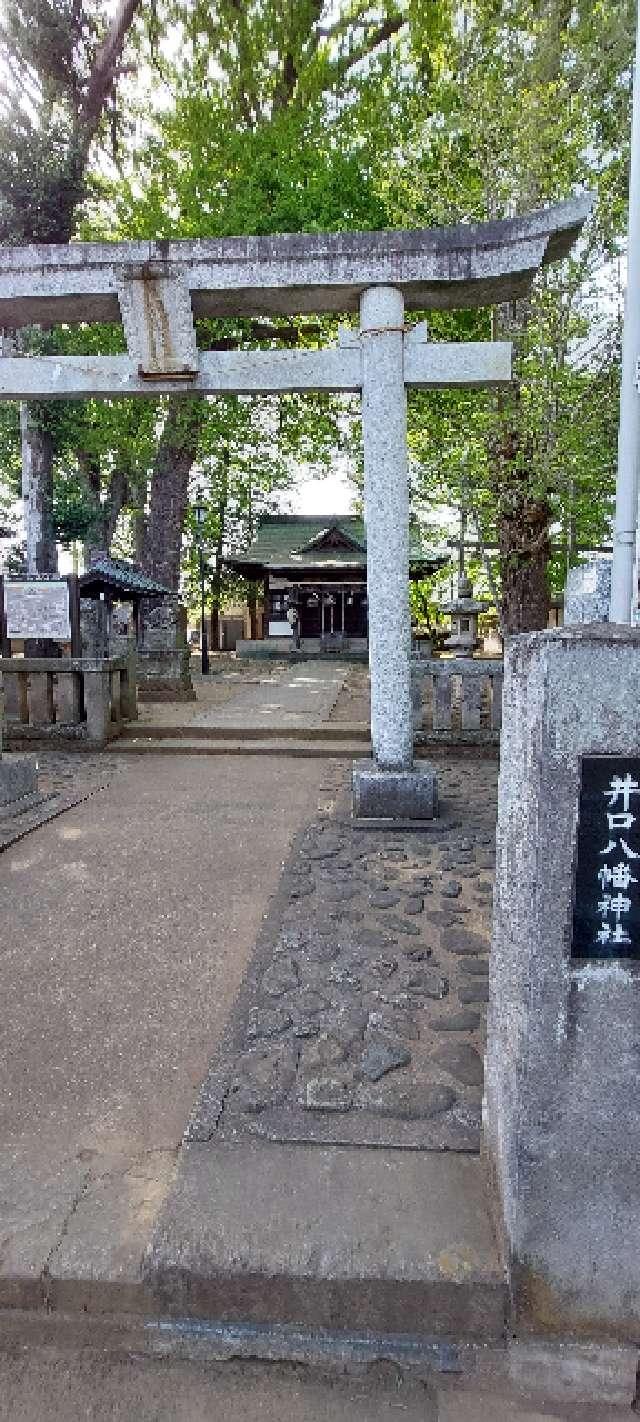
[
  {"x1": 353, "y1": 285, "x2": 491, "y2": 820},
  {"x1": 353, "y1": 285, "x2": 422, "y2": 818}
]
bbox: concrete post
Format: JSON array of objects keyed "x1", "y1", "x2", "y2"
[
  {"x1": 360, "y1": 285, "x2": 412, "y2": 771},
  {"x1": 120, "y1": 644, "x2": 138, "y2": 722},
  {"x1": 0, "y1": 672, "x2": 38, "y2": 808},
  {"x1": 82, "y1": 667, "x2": 111, "y2": 746},
  {"x1": 352, "y1": 285, "x2": 437, "y2": 820},
  {"x1": 486, "y1": 625, "x2": 640, "y2": 1337},
  {"x1": 55, "y1": 670, "x2": 82, "y2": 725},
  {"x1": 27, "y1": 670, "x2": 54, "y2": 725},
  {"x1": 565, "y1": 557, "x2": 612, "y2": 624}
]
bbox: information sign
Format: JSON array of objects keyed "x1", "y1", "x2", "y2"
[
  {"x1": 572, "y1": 755, "x2": 640, "y2": 960},
  {"x1": 4, "y1": 579, "x2": 71, "y2": 641}
]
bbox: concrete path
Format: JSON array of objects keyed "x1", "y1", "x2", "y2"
[
  {"x1": 190, "y1": 661, "x2": 348, "y2": 729},
  {"x1": 0, "y1": 753, "x2": 326, "y2": 1297},
  {"x1": 0, "y1": 746, "x2": 635, "y2": 1419},
  {"x1": 138, "y1": 659, "x2": 350, "y2": 732}
]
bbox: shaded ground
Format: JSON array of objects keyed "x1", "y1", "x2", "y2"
[
  {"x1": 0, "y1": 1344, "x2": 628, "y2": 1420},
  {"x1": 0, "y1": 1350, "x2": 438, "y2": 1422},
  {"x1": 0, "y1": 750, "x2": 122, "y2": 853},
  {"x1": 329, "y1": 662, "x2": 370, "y2": 724},
  {"x1": 0, "y1": 753, "x2": 326, "y2": 1283},
  {"x1": 139, "y1": 657, "x2": 350, "y2": 730}
]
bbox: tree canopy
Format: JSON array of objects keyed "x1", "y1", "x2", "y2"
[{"x1": 0, "y1": 0, "x2": 634, "y2": 633}]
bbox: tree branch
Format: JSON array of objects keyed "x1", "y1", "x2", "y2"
[
  {"x1": 79, "y1": 0, "x2": 141, "y2": 150},
  {"x1": 331, "y1": 12, "x2": 405, "y2": 83},
  {"x1": 316, "y1": 4, "x2": 372, "y2": 42},
  {"x1": 273, "y1": 0, "x2": 324, "y2": 113}
]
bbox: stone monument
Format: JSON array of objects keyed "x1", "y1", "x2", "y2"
[
  {"x1": 442, "y1": 574, "x2": 487, "y2": 655},
  {"x1": 137, "y1": 597, "x2": 193, "y2": 701},
  {"x1": 564, "y1": 557, "x2": 612, "y2": 624},
  {"x1": 486, "y1": 624, "x2": 640, "y2": 1338}
]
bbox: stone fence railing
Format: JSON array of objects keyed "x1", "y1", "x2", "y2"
[
  {"x1": 0, "y1": 655, "x2": 137, "y2": 748},
  {"x1": 411, "y1": 657, "x2": 503, "y2": 744}
]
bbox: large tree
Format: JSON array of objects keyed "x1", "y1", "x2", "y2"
[
  {"x1": 388, "y1": 0, "x2": 634, "y2": 630},
  {"x1": 0, "y1": 0, "x2": 143, "y2": 575},
  {"x1": 94, "y1": 1, "x2": 447, "y2": 599}
]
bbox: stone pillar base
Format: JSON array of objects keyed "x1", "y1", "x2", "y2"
[
  {"x1": 0, "y1": 755, "x2": 38, "y2": 812},
  {"x1": 136, "y1": 649, "x2": 195, "y2": 702},
  {"x1": 352, "y1": 758, "x2": 438, "y2": 820}
]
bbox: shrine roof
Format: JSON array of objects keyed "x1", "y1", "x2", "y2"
[
  {"x1": 79, "y1": 555, "x2": 171, "y2": 600},
  {"x1": 226, "y1": 515, "x2": 445, "y2": 574}
]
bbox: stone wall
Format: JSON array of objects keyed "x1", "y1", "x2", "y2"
[{"x1": 486, "y1": 625, "x2": 640, "y2": 1339}]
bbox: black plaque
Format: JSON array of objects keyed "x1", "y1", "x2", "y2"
[{"x1": 572, "y1": 756, "x2": 640, "y2": 960}]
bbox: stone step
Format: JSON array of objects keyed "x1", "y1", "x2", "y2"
[
  {"x1": 11, "y1": 1140, "x2": 504, "y2": 1346},
  {"x1": 108, "y1": 736, "x2": 371, "y2": 758},
  {"x1": 143, "y1": 1140, "x2": 506, "y2": 1342},
  {"x1": 119, "y1": 721, "x2": 371, "y2": 742}
]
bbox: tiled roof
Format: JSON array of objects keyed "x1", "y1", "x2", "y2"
[
  {"x1": 228, "y1": 515, "x2": 439, "y2": 570},
  {"x1": 79, "y1": 556, "x2": 170, "y2": 598}
]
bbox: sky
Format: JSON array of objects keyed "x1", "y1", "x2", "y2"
[{"x1": 282, "y1": 470, "x2": 356, "y2": 516}]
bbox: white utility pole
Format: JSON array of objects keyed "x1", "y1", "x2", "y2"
[{"x1": 610, "y1": 0, "x2": 640, "y2": 622}]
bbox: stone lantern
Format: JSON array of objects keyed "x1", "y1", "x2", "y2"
[{"x1": 442, "y1": 574, "x2": 487, "y2": 656}]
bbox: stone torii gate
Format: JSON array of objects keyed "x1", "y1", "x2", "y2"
[{"x1": 0, "y1": 197, "x2": 590, "y2": 817}]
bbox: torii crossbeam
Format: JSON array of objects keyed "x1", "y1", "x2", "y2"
[{"x1": 0, "y1": 196, "x2": 591, "y2": 818}]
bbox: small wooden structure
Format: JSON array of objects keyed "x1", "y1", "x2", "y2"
[{"x1": 78, "y1": 553, "x2": 171, "y2": 648}]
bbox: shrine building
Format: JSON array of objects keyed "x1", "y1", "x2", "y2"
[{"x1": 226, "y1": 515, "x2": 444, "y2": 652}]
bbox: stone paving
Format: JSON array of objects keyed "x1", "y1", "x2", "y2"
[
  {"x1": 191, "y1": 752, "x2": 498, "y2": 1152},
  {"x1": 189, "y1": 660, "x2": 348, "y2": 728},
  {"x1": 137, "y1": 657, "x2": 350, "y2": 730},
  {"x1": 329, "y1": 663, "x2": 370, "y2": 724}
]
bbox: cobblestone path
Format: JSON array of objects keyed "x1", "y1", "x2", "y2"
[{"x1": 192, "y1": 754, "x2": 498, "y2": 1152}]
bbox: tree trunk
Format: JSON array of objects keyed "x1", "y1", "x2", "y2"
[
  {"x1": 20, "y1": 404, "x2": 57, "y2": 575},
  {"x1": 132, "y1": 507, "x2": 146, "y2": 566},
  {"x1": 498, "y1": 481, "x2": 551, "y2": 635},
  {"x1": 248, "y1": 590, "x2": 258, "y2": 639},
  {"x1": 209, "y1": 445, "x2": 229, "y2": 654},
  {"x1": 143, "y1": 399, "x2": 204, "y2": 591},
  {"x1": 103, "y1": 467, "x2": 128, "y2": 550},
  {"x1": 13, "y1": 2, "x2": 142, "y2": 597}
]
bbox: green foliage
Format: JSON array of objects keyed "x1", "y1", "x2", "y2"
[
  {"x1": 79, "y1": 1, "x2": 422, "y2": 587},
  {"x1": 1, "y1": 0, "x2": 633, "y2": 624},
  {"x1": 0, "y1": 1, "x2": 144, "y2": 242},
  {"x1": 383, "y1": 0, "x2": 634, "y2": 620}
]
